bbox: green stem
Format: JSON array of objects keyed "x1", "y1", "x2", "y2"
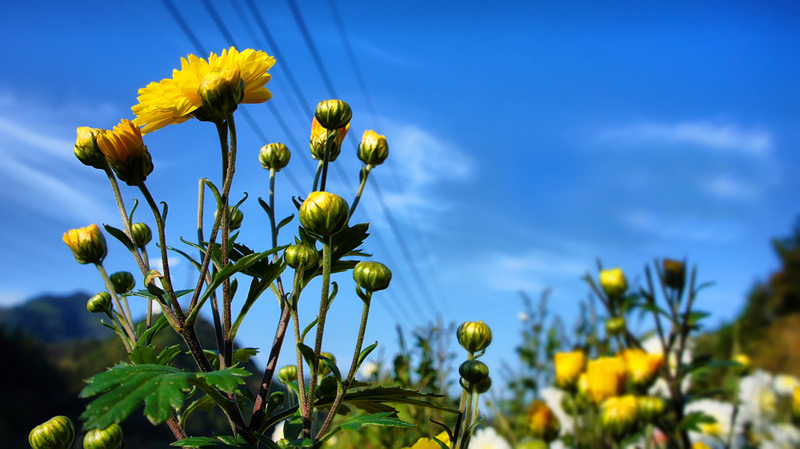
[
  {"x1": 96, "y1": 263, "x2": 136, "y2": 341},
  {"x1": 289, "y1": 271, "x2": 311, "y2": 432},
  {"x1": 572, "y1": 392, "x2": 581, "y2": 449},
  {"x1": 197, "y1": 179, "x2": 225, "y2": 358},
  {"x1": 102, "y1": 163, "x2": 149, "y2": 277},
  {"x1": 304, "y1": 237, "x2": 333, "y2": 438},
  {"x1": 220, "y1": 112, "x2": 239, "y2": 369},
  {"x1": 319, "y1": 129, "x2": 333, "y2": 192},
  {"x1": 349, "y1": 165, "x2": 372, "y2": 216},
  {"x1": 312, "y1": 160, "x2": 323, "y2": 192}
]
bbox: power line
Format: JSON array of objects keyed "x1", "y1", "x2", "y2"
[{"x1": 285, "y1": 0, "x2": 339, "y2": 99}]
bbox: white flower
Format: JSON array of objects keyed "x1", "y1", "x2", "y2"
[
  {"x1": 641, "y1": 336, "x2": 692, "y2": 397},
  {"x1": 738, "y1": 370, "x2": 777, "y2": 433},
  {"x1": 359, "y1": 361, "x2": 379, "y2": 378},
  {"x1": 468, "y1": 427, "x2": 511, "y2": 449},
  {"x1": 684, "y1": 399, "x2": 739, "y2": 449},
  {"x1": 765, "y1": 423, "x2": 800, "y2": 449},
  {"x1": 773, "y1": 374, "x2": 800, "y2": 396},
  {"x1": 541, "y1": 386, "x2": 573, "y2": 435},
  {"x1": 518, "y1": 311, "x2": 529, "y2": 322},
  {"x1": 271, "y1": 420, "x2": 285, "y2": 442}
]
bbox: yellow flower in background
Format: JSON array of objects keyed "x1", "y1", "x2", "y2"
[
  {"x1": 793, "y1": 386, "x2": 800, "y2": 419},
  {"x1": 600, "y1": 395, "x2": 639, "y2": 441},
  {"x1": 309, "y1": 117, "x2": 349, "y2": 162},
  {"x1": 63, "y1": 224, "x2": 107, "y2": 265},
  {"x1": 554, "y1": 350, "x2": 586, "y2": 391},
  {"x1": 692, "y1": 443, "x2": 712, "y2": 449},
  {"x1": 402, "y1": 432, "x2": 449, "y2": 449},
  {"x1": 586, "y1": 356, "x2": 627, "y2": 404},
  {"x1": 526, "y1": 400, "x2": 561, "y2": 442},
  {"x1": 132, "y1": 47, "x2": 275, "y2": 133},
  {"x1": 622, "y1": 349, "x2": 664, "y2": 391},
  {"x1": 599, "y1": 267, "x2": 627, "y2": 298},
  {"x1": 96, "y1": 119, "x2": 153, "y2": 185}
]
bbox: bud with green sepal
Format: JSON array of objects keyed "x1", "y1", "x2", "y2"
[
  {"x1": 299, "y1": 191, "x2": 349, "y2": 238},
  {"x1": 600, "y1": 395, "x2": 640, "y2": 442},
  {"x1": 284, "y1": 245, "x2": 318, "y2": 271},
  {"x1": 474, "y1": 376, "x2": 492, "y2": 394},
  {"x1": 318, "y1": 352, "x2": 337, "y2": 378},
  {"x1": 74, "y1": 127, "x2": 108, "y2": 170},
  {"x1": 83, "y1": 423, "x2": 124, "y2": 449},
  {"x1": 459, "y1": 360, "x2": 490, "y2": 385},
  {"x1": 29, "y1": 415, "x2": 75, "y2": 449},
  {"x1": 599, "y1": 267, "x2": 627, "y2": 299},
  {"x1": 353, "y1": 261, "x2": 392, "y2": 293},
  {"x1": 215, "y1": 206, "x2": 243, "y2": 231},
  {"x1": 259, "y1": 143, "x2": 291, "y2": 171},
  {"x1": 315, "y1": 99, "x2": 352, "y2": 130},
  {"x1": 457, "y1": 321, "x2": 492, "y2": 355},
  {"x1": 110, "y1": 271, "x2": 135, "y2": 294},
  {"x1": 197, "y1": 67, "x2": 245, "y2": 119},
  {"x1": 662, "y1": 258, "x2": 686, "y2": 290},
  {"x1": 526, "y1": 400, "x2": 561, "y2": 443},
  {"x1": 131, "y1": 222, "x2": 152, "y2": 249},
  {"x1": 87, "y1": 292, "x2": 112, "y2": 314},
  {"x1": 358, "y1": 130, "x2": 389, "y2": 167},
  {"x1": 637, "y1": 395, "x2": 665, "y2": 424},
  {"x1": 63, "y1": 224, "x2": 107, "y2": 265},
  {"x1": 606, "y1": 316, "x2": 627, "y2": 336},
  {"x1": 278, "y1": 365, "x2": 298, "y2": 384}
]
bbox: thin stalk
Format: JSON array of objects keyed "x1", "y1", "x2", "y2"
[
  {"x1": 349, "y1": 165, "x2": 372, "y2": 216},
  {"x1": 220, "y1": 113, "x2": 239, "y2": 369},
  {"x1": 319, "y1": 129, "x2": 333, "y2": 192},
  {"x1": 572, "y1": 392, "x2": 581, "y2": 449},
  {"x1": 166, "y1": 415, "x2": 189, "y2": 449},
  {"x1": 312, "y1": 160, "x2": 324, "y2": 192},
  {"x1": 315, "y1": 293, "x2": 373, "y2": 440},
  {"x1": 304, "y1": 237, "x2": 333, "y2": 438},
  {"x1": 96, "y1": 263, "x2": 136, "y2": 341},
  {"x1": 197, "y1": 179, "x2": 225, "y2": 359},
  {"x1": 289, "y1": 272, "x2": 311, "y2": 432},
  {"x1": 250, "y1": 304, "x2": 292, "y2": 430},
  {"x1": 102, "y1": 163, "x2": 149, "y2": 276}
]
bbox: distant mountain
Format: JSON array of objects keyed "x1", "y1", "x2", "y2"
[{"x1": 0, "y1": 291, "x2": 108, "y2": 342}]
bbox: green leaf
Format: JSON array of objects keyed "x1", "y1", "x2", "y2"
[
  {"x1": 678, "y1": 411, "x2": 717, "y2": 432},
  {"x1": 179, "y1": 393, "x2": 216, "y2": 428},
  {"x1": 326, "y1": 282, "x2": 338, "y2": 307},
  {"x1": 337, "y1": 412, "x2": 414, "y2": 430},
  {"x1": 276, "y1": 214, "x2": 295, "y2": 231},
  {"x1": 687, "y1": 310, "x2": 711, "y2": 325},
  {"x1": 253, "y1": 434, "x2": 281, "y2": 449},
  {"x1": 103, "y1": 224, "x2": 135, "y2": 251},
  {"x1": 319, "y1": 353, "x2": 342, "y2": 382},
  {"x1": 136, "y1": 315, "x2": 171, "y2": 346},
  {"x1": 171, "y1": 435, "x2": 251, "y2": 448},
  {"x1": 232, "y1": 347, "x2": 259, "y2": 364},
  {"x1": 283, "y1": 415, "x2": 304, "y2": 443},
  {"x1": 79, "y1": 364, "x2": 248, "y2": 430},
  {"x1": 258, "y1": 197, "x2": 274, "y2": 222},
  {"x1": 357, "y1": 342, "x2": 379, "y2": 370},
  {"x1": 297, "y1": 343, "x2": 316, "y2": 371},
  {"x1": 166, "y1": 245, "x2": 202, "y2": 272},
  {"x1": 300, "y1": 318, "x2": 318, "y2": 343},
  {"x1": 129, "y1": 345, "x2": 181, "y2": 366},
  {"x1": 229, "y1": 261, "x2": 286, "y2": 341}
]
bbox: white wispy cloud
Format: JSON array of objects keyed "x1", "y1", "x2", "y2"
[
  {"x1": 597, "y1": 121, "x2": 773, "y2": 156},
  {"x1": 474, "y1": 248, "x2": 590, "y2": 293},
  {"x1": 701, "y1": 174, "x2": 759, "y2": 201},
  {"x1": 619, "y1": 209, "x2": 745, "y2": 243}
]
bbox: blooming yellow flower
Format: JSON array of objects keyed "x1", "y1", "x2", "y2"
[
  {"x1": 622, "y1": 349, "x2": 664, "y2": 391},
  {"x1": 401, "y1": 432, "x2": 449, "y2": 449},
  {"x1": 96, "y1": 119, "x2": 153, "y2": 185},
  {"x1": 599, "y1": 267, "x2": 627, "y2": 298},
  {"x1": 554, "y1": 350, "x2": 586, "y2": 391},
  {"x1": 586, "y1": 356, "x2": 627, "y2": 404},
  {"x1": 600, "y1": 395, "x2": 639, "y2": 441},
  {"x1": 310, "y1": 117, "x2": 349, "y2": 162},
  {"x1": 526, "y1": 400, "x2": 561, "y2": 442},
  {"x1": 132, "y1": 47, "x2": 275, "y2": 133},
  {"x1": 63, "y1": 224, "x2": 107, "y2": 265}
]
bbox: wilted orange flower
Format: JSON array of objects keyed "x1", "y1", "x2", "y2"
[{"x1": 132, "y1": 47, "x2": 275, "y2": 133}]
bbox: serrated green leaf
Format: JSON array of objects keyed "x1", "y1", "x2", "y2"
[
  {"x1": 337, "y1": 412, "x2": 414, "y2": 430},
  {"x1": 171, "y1": 434, "x2": 250, "y2": 448},
  {"x1": 229, "y1": 261, "x2": 286, "y2": 340},
  {"x1": 129, "y1": 345, "x2": 181, "y2": 366},
  {"x1": 79, "y1": 364, "x2": 249, "y2": 430},
  {"x1": 232, "y1": 347, "x2": 259, "y2": 364},
  {"x1": 103, "y1": 224, "x2": 135, "y2": 251}
]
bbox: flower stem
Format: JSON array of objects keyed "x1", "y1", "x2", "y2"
[
  {"x1": 319, "y1": 129, "x2": 334, "y2": 192},
  {"x1": 349, "y1": 165, "x2": 372, "y2": 216},
  {"x1": 312, "y1": 160, "x2": 323, "y2": 192},
  {"x1": 95, "y1": 262, "x2": 136, "y2": 341},
  {"x1": 304, "y1": 237, "x2": 333, "y2": 438}
]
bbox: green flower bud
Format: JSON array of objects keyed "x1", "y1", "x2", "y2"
[
  {"x1": 278, "y1": 365, "x2": 298, "y2": 384},
  {"x1": 197, "y1": 67, "x2": 245, "y2": 118},
  {"x1": 457, "y1": 321, "x2": 492, "y2": 353},
  {"x1": 74, "y1": 127, "x2": 107, "y2": 170},
  {"x1": 310, "y1": 118, "x2": 347, "y2": 162},
  {"x1": 87, "y1": 292, "x2": 112, "y2": 314},
  {"x1": 215, "y1": 206, "x2": 244, "y2": 231},
  {"x1": 353, "y1": 261, "x2": 392, "y2": 292},
  {"x1": 475, "y1": 376, "x2": 492, "y2": 394},
  {"x1": 83, "y1": 423, "x2": 124, "y2": 449},
  {"x1": 459, "y1": 360, "x2": 490, "y2": 385},
  {"x1": 63, "y1": 224, "x2": 107, "y2": 265},
  {"x1": 357, "y1": 130, "x2": 389, "y2": 166},
  {"x1": 605, "y1": 317, "x2": 626, "y2": 336},
  {"x1": 637, "y1": 395, "x2": 665, "y2": 424},
  {"x1": 29, "y1": 415, "x2": 75, "y2": 449},
  {"x1": 110, "y1": 271, "x2": 135, "y2": 294},
  {"x1": 284, "y1": 245, "x2": 318, "y2": 271},
  {"x1": 131, "y1": 222, "x2": 152, "y2": 248},
  {"x1": 662, "y1": 258, "x2": 686, "y2": 290},
  {"x1": 319, "y1": 352, "x2": 337, "y2": 377},
  {"x1": 259, "y1": 143, "x2": 291, "y2": 171},
  {"x1": 600, "y1": 395, "x2": 640, "y2": 442},
  {"x1": 299, "y1": 191, "x2": 350, "y2": 238},
  {"x1": 314, "y1": 99, "x2": 352, "y2": 130}
]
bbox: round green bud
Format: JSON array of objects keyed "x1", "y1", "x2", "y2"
[
  {"x1": 459, "y1": 360, "x2": 490, "y2": 385},
  {"x1": 83, "y1": 423, "x2": 124, "y2": 449},
  {"x1": 299, "y1": 191, "x2": 350, "y2": 238},
  {"x1": 74, "y1": 127, "x2": 107, "y2": 170},
  {"x1": 29, "y1": 415, "x2": 75, "y2": 449},
  {"x1": 662, "y1": 258, "x2": 686, "y2": 290},
  {"x1": 131, "y1": 222, "x2": 152, "y2": 248},
  {"x1": 278, "y1": 365, "x2": 298, "y2": 384},
  {"x1": 314, "y1": 99, "x2": 352, "y2": 130},
  {"x1": 284, "y1": 245, "x2": 318, "y2": 271},
  {"x1": 457, "y1": 321, "x2": 492, "y2": 353},
  {"x1": 87, "y1": 292, "x2": 112, "y2": 314},
  {"x1": 599, "y1": 268, "x2": 627, "y2": 298},
  {"x1": 110, "y1": 271, "x2": 135, "y2": 294},
  {"x1": 353, "y1": 261, "x2": 392, "y2": 292},
  {"x1": 637, "y1": 395, "x2": 665, "y2": 424},
  {"x1": 600, "y1": 395, "x2": 639, "y2": 442},
  {"x1": 259, "y1": 143, "x2": 291, "y2": 171},
  {"x1": 358, "y1": 130, "x2": 389, "y2": 166},
  {"x1": 319, "y1": 352, "x2": 337, "y2": 378},
  {"x1": 475, "y1": 376, "x2": 492, "y2": 394},
  {"x1": 605, "y1": 317, "x2": 626, "y2": 336},
  {"x1": 197, "y1": 68, "x2": 245, "y2": 117},
  {"x1": 214, "y1": 206, "x2": 244, "y2": 231}
]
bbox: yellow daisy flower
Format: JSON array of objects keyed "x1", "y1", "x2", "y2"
[{"x1": 132, "y1": 47, "x2": 275, "y2": 133}]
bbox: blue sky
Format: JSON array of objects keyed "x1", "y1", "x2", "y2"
[{"x1": 1, "y1": 1, "x2": 799, "y2": 377}]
